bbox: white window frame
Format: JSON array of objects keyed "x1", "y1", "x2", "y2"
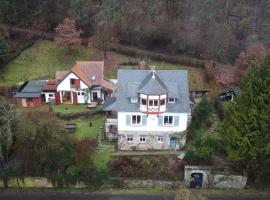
[
  {"x1": 131, "y1": 115, "x2": 142, "y2": 125},
  {"x1": 163, "y1": 115, "x2": 174, "y2": 126},
  {"x1": 141, "y1": 98, "x2": 147, "y2": 106},
  {"x1": 131, "y1": 97, "x2": 138, "y2": 103},
  {"x1": 140, "y1": 136, "x2": 146, "y2": 143},
  {"x1": 168, "y1": 98, "x2": 175, "y2": 103},
  {"x1": 149, "y1": 99, "x2": 158, "y2": 107},
  {"x1": 160, "y1": 99, "x2": 166, "y2": 106},
  {"x1": 158, "y1": 136, "x2": 164, "y2": 143},
  {"x1": 127, "y1": 135, "x2": 133, "y2": 142},
  {"x1": 48, "y1": 93, "x2": 54, "y2": 97}
]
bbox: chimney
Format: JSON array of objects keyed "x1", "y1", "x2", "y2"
[{"x1": 138, "y1": 60, "x2": 145, "y2": 70}]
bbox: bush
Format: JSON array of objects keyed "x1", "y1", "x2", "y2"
[{"x1": 190, "y1": 97, "x2": 214, "y2": 131}]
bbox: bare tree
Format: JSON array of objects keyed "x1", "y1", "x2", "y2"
[{"x1": 54, "y1": 18, "x2": 82, "y2": 54}]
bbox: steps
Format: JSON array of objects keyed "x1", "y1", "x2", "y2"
[
  {"x1": 208, "y1": 113, "x2": 221, "y2": 134},
  {"x1": 97, "y1": 126, "x2": 104, "y2": 149}
]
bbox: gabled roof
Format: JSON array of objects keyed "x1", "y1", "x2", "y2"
[
  {"x1": 104, "y1": 69, "x2": 190, "y2": 113},
  {"x1": 138, "y1": 71, "x2": 168, "y2": 95},
  {"x1": 57, "y1": 61, "x2": 113, "y2": 91},
  {"x1": 56, "y1": 71, "x2": 69, "y2": 80},
  {"x1": 15, "y1": 80, "x2": 46, "y2": 98},
  {"x1": 42, "y1": 80, "x2": 57, "y2": 92}
]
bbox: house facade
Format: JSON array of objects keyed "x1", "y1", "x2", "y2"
[
  {"x1": 42, "y1": 61, "x2": 113, "y2": 104},
  {"x1": 15, "y1": 80, "x2": 47, "y2": 107},
  {"x1": 104, "y1": 68, "x2": 191, "y2": 151}
]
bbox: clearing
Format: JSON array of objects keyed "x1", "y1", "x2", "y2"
[{"x1": 0, "y1": 40, "x2": 209, "y2": 89}]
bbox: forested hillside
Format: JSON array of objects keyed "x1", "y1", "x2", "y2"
[{"x1": 1, "y1": 0, "x2": 270, "y2": 63}]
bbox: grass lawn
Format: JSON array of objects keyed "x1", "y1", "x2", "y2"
[
  {"x1": 74, "y1": 114, "x2": 105, "y2": 140},
  {"x1": 0, "y1": 39, "x2": 211, "y2": 90},
  {"x1": 52, "y1": 104, "x2": 90, "y2": 113},
  {"x1": 93, "y1": 145, "x2": 113, "y2": 172},
  {"x1": 0, "y1": 40, "x2": 98, "y2": 86}
]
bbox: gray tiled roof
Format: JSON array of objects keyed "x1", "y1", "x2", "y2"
[
  {"x1": 104, "y1": 69, "x2": 190, "y2": 113},
  {"x1": 14, "y1": 80, "x2": 46, "y2": 98}
]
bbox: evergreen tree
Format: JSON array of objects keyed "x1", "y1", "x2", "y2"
[
  {"x1": 0, "y1": 37, "x2": 9, "y2": 62},
  {"x1": 220, "y1": 54, "x2": 270, "y2": 183}
]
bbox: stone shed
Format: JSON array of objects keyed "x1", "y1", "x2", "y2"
[{"x1": 184, "y1": 165, "x2": 247, "y2": 189}]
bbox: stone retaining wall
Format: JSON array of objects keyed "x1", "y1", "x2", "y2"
[{"x1": 122, "y1": 179, "x2": 185, "y2": 189}]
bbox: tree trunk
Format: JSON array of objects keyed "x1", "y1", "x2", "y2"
[{"x1": 3, "y1": 177, "x2": 8, "y2": 189}]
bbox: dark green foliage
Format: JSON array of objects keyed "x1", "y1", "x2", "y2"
[
  {"x1": 220, "y1": 54, "x2": 270, "y2": 183},
  {"x1": 0, "y1": 37, "x2": 9, "y2": 62},
  {"x1": 190, "y1": 97, "x2": 214, "y2": 131},
  {"x1": 185, "y1": 97, "x2": 222, "y2": 162}
]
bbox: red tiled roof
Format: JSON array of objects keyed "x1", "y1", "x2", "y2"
[
  {"x1": 42, "y1": 80, "x2": 57, "y2": 91},
  {"x1": 56, "y1": 71, "x2": 69, "y2": 80},
  {"x1": 71, "y1": 61, "x2": 112, "y2": 90}
]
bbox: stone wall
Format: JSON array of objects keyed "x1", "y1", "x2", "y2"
[
  {"x1": 122, "y1": 179, "x2": 185, "y2": 189},
  {"x1": 184, "y1": 166, "x2": 247, "y2": 189},
  {"x1": 213, "y1": 175, "x2": 247, "y2": 189}
]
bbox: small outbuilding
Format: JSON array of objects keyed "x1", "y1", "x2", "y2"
[{"x1": 14, "y1": 80, "x2": 46, "y2": 107}]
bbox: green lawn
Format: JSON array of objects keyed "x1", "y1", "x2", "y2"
[
  {"x1": 93, "y1": 145, "x2": 113, "y2": 172},
  {"x1": 0, "y1": 40, "x2": 98, "y2": 86},
  {"x1": 74, "y1": 114, "x2": 105, "y2": 140},
  {"x1": 52, "y1": 104, "x2": 90, "y2": 113}
]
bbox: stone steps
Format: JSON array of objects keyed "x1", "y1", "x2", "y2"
[{"x1": 208, "y1": 113, "x2": 221, "y2": 134}]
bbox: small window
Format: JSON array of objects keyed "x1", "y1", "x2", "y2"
[
  {"x1": 127, "y1": 136, "x2": 133, "y2": 142},
  {"x1": 164, "y1": 116, "x2": 173, "y2": 125},
  {"x1": 149, "y1": 99, "x2": 158, "y2": 107},
  {"x1": 168, "y1": 98, "x2": 175, "y2": 103},
  {"x1": 141, "y1": 98, "x2": 146, "y2": 105},
  {"x1": 132, "y1": 115, "x2": 141, "y2": 125},
  {"x1": 77, "y1": 92, "x2": 81, "y2": 96},
  {"x1": 49, "y1": 94, "x2": 54, "y2": 97},
  {"x1": 70, "y1": 79, "x2": 76, "y2": 85},
  {"x1": 140, "y1": 136, "x2": 146, "y2": 143},
  {"x1": 131, "y1": 97, "x2": 138, "y2": 103},
  {"x1": 158, "y1": 136, "x2": 164, "y2": 143},
  {"x1": 81, "y1": 92, "x2": 84, "y2": 96},
  {"x1": 160, "y1": 99, "x2": 165, "y2": 105}
]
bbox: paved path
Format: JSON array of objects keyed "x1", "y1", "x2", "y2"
[{"x1": 0, "y1": 192, "x2": 269, "y2": 200}]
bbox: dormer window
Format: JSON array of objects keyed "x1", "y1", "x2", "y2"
[
  {"x1": 149, "y1": 99, "x2": 158, "y2": 107},
  {"x1": 131, "y1": 97, "x2": 138, "y2": 103},
  {"x1": 160, "y1": 99, "x2": 165, "y2": 106},
  {"x1": 168, "y1": 98, "x2": 175, "y2": 103},
  {"x1": 141, "y1": 98, "x2": 147, "y2": 105}
]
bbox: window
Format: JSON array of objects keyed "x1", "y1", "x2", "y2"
[
  {"x1": 141, "y1": 98, "x2": 146, "y2": 105},
  {"x1": 149, "y1": 99, "x2": 158, "y2": 106},
  {"x1": 131, "y1": 97, "x2": 138, "y2": 103},
  {"x1": 81, "y1": 92, "x2": 84, "y2": 96},
  {"x1": 127, "y1": 136, "x2": 133, "y2": 142},
  {"x1": 160, "y1": 99, "x2": 165, "y2": 106},
  {"x1": 164, "y1": 116, "x2": 173, "y2": 125},
  {"x1": 158, "y1": 136, "x2": 164, "y2": 143},
  {"x1": 168, "y1": 98, "x2": 175, "y2": 103},
  {"x1": 70, "y1": 79, "x2": 75, "y2": 85},
  {"x1": 140, "y1": 136, "x2": 146, "y2": 143},
  {"x1": 77, "y1": 92, "x2": 81, "y2": 96},
  {"x1": 132, "y1": 115, "x2": 141, "y2": 125},
  {"x1": 49, "y1": 94, "x2": 54, "y2": 97}
]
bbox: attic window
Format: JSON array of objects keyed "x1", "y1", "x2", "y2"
[
  {"x1": 160, "y1": 99, "x2": 165, "y2": 105},
  {"x1": 131, "y1": 97, "x2": 138, "y2": 103},
  {"x1": 141, "y1": 98, "x2": 147, "y2": 105},
  {"x1": 70, "y1": 79, "x2": 76, "y2": 85},
  {"x1": 168, "y1": 98, "x2": 175, "y2": 103}
]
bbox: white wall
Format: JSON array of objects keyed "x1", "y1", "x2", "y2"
[
  {"x1": 118, "y1": 112, "x2": 188, "y2": 132},
  {"x1": 57, "y1": 72, "x2": 88, "y2": 91},
  {"x1": 43, "y1": 92, "x2": 55, "y2": 103}
]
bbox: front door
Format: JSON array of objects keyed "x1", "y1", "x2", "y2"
[
  {"x1": 170, "y1": 137, "x2": 176, "y2": 148},
  {"x1": 92, "y1": 92, "x2": 98, "y2": 102}
]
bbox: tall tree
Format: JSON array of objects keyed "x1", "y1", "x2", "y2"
[
  {"x1": 0, "y1": 37, "x2": 9, "y2": 63},
  {"x1": 220, "y1": 54, "x2": 270, "y2": 183},
  {"x1": 0, "y1": 100, "x2": 18, "y2": 188},
  {"x1": 54, "y1": 18, "x2": 82, "y2": 54}
]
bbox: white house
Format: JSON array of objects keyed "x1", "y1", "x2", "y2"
[
  {"x1": 103, "y1": 68, "x2": 191, "y2": 150},
  {"x1": 42, "y1": 61, "x2": 113, "y2": 104}
]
